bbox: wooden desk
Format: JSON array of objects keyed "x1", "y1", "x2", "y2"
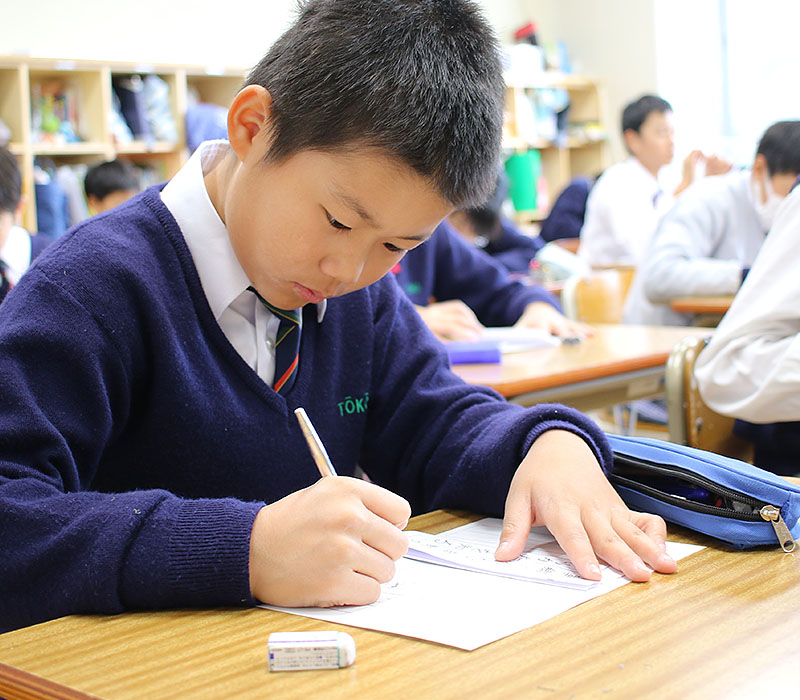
[
  {"x1": 452, "y1": 324, "x2": 712, "y2": 412},
  {"x1": 670, "y1": 295, "x2": 734, "y2": 315},
  {"x1": 1, "y1": 508, "x2": 798, "y2": 699}
]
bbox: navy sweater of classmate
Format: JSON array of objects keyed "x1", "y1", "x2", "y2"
[
  {"x1": 0, "y1": 187, "x2": 610, "y2": 632},
  {"x1": 393, "y1": 220, "x2": 559, "y2": 325}
]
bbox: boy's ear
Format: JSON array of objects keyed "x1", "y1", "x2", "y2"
[
  {"x1": 751, "y1": 153, "x2": 768, "y2": 180},
  {"x1": 622, "y1": 128, "x2": 639, "y2": 155},
  {"x1": 228, "y1": 85, "x2": 274, "y2": 161}
]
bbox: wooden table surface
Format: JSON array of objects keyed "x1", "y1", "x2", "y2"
[
  {"x1": 1, "y1": 507, "x2": 798, "y2": 700},
  {"x1": 670, "y1": 295, "x2": 735, "y2": 315},
  {"x1": 452, "y1": 324, "x2": 711, "y2": 410}
]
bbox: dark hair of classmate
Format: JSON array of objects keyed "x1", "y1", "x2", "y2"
[
  {"x1": 244, "y1": 0, "x2": 505, "y2": 208},
  {"x1": 756, "y1": 120, "x2": 800, "y2": 175},
  {"x1": 84, "y1": 160, "x2": 139, "y2": 201},
  {"x1": 0, "y1": 146, "x2": 22, "y2": 214},
  {"x1": 621, "y1": 95, "x2": 673, "y2": 135}
]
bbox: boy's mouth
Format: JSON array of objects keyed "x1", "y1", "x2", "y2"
[{"x1": 293, "y1": 282, "x2": 327, "y2": 304}]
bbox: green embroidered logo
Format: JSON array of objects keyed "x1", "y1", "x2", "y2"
[
  {"x1": 338, "y1": 393, "x2": 369, "y2": 416},
  {"x1": 404, "y1": 282, "x2": 422, "y2": 295}
]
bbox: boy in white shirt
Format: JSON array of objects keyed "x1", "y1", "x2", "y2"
[
  {"x1": 624, "y1": 121, "x2": 800, "y2": 327},
  {"x1": 695, "y1": 182, "x2": 800, "y2": 475},
  {"x1": 0, "y1": 147, "x2": 52, "y2": 300},
  {"x1": 579, "y1": 95, "x2": 728, "y2": 268}
]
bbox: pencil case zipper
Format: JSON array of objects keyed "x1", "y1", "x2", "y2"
[{"x1": 609, "y1": 454, "x2": 796, "y2": 552}]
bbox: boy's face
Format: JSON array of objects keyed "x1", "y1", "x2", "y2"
[
  {"x1": 88, "y1": 189, "x2": 137, "y2": 216},
  {"x1": 221, "y1": 142, "x2": 452, "y2": 310},
  {"x1": 625, "y1": 110, "x2": 675, "y2": 173}
]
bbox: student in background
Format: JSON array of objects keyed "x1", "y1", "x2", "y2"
[
  {"x1": 84, "y1": 159, "x2": 139, "y2": 215},
  {"x1": 624, "y1": 121, "x2": 800, "y2": 327},
  {"x1": 579, "y1": 94, "x2": 730, "y2": 268},
  {"x1": 393, "y1": 219, "x2": 589, "y2": 341},
  {"x1": 0, "y1": 0, "x2": 675, "y2": 633},
  {"x1": 695, "y1": 183, "x2": 800, "y2": 475},
  {"x1": 539, "y1": 174, "x2": 598, "y2": 244},
  {"x1": 447, "y1": 170, "x2": 543, "y2": 274},
  {"x1": 0, "y1": 146, "x2": 53, "y2": 301}
]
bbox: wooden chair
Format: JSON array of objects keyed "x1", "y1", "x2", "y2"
[
  {"x1": 561, "y1": 268, "x2": 639, "y2": 434},
  {"x1": 561, "y1": 267, "x2": 636, "y2": 324},
  {"x1": 665, "y1": 335, "x2": 753, "y2": 460}
]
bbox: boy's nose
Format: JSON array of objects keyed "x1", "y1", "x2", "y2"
[{"x1": 320, "y1": 250, "x2": 368, "y2": 287}]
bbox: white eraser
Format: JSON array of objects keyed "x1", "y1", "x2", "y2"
[{"x1": 267, "y1": 631, "x2": 356, "y2": 671}]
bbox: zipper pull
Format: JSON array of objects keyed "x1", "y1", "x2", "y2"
[{"x1": 760, "y1": 505, "x2": 796, "y2": 552}]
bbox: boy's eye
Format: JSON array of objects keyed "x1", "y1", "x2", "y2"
[
  {"x1": 327, "y1": 213, "x2": 351, "y2": 231},
  {"x1": 384, "y1": 242, "x2": 404, "y2": 253}
]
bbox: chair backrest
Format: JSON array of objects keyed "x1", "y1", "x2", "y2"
[
  {"x1": 561, "y1": 268, "x2": 636, "y2": 323},
  {"x1": 665, "y1": 335, "x2": 753, "y2": 459}
]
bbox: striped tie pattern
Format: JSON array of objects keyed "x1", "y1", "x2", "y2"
[{"x1": 248, "y1": 286, "x2": 301, "y2": 395}]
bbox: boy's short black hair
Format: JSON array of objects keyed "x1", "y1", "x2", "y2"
[
  {"x1": 84, "y1": 160, "x2": 139, "y2": 200},
  {"x1": 756, "y1": 121, "x2": 800, "y2": 175},
  {"x1": 621, "y1": 95, "x2": 673, "y2": 135},
  {"x1": 245, "y1": 0, "x2": 505, "y2": 208},
  {"x1": 0, "y1": 146, "x2": 22, "y2": 215}
]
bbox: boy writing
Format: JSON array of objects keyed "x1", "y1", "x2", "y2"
[
  {"x1": 0, "y1": 0, "x2": 674, "y2": 632},
  {"x1": 394, "y1": 219, "x2": 588, "y2": 341}
]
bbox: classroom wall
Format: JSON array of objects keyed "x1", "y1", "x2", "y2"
[{"x1": 1, "y1": 0, "x2": 534, "y2": 68}]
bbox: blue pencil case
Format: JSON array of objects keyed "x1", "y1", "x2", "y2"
[{"x1": 606, "y1": 434, "x2": 800, "y2": 551}]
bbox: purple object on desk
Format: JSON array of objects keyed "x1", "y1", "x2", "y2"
[{"x1": 444, "y1": 340, "x2": 502, "y2": 365}]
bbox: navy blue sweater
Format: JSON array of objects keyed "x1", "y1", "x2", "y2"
[
  {"x1": 0, "y1": 187, "x2": 610, "y2": 631},
  {"x1": 393, "y1": 220, "x2": 559, "y2": 326},
  {"x1": 482, "y1": 217, "x2": 544, "y2": 274}
]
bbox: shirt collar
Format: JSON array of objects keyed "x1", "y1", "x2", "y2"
[{"x1": 160, "y1": 140, "x2": 326, "y2": 322}]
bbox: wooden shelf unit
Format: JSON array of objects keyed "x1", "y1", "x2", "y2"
[
  {"x1": 503, "y1": 72, "x2": 610, "y2": 223},
  {"x1": 0, "y1": 56, "x2": 247, "y2": 232}
]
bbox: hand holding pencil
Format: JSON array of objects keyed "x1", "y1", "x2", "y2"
[{"x1": 247, "y1": 407, "x2": 410, "y2": 608}]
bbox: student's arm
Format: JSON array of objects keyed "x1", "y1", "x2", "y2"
[
  {"x1": 0, "y1": 271, "x2": 264, "y2": 631},
  {"x1": 695, "y1": 189, "x2": 800, "y2": 422},
  {"x1": 360, "y1": 278, "x2": 675, "y2": 583},
  {"x1": 428, "y1": 220, "x2": 559, "y2": 327},
  {"x1": 642, "y1": 194, "x2": 743, "y2": 303}
]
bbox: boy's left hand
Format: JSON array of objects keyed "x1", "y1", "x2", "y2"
[
  {"x1": 494, "y1": 429, "x2": 677, "y2": 582},
  {"x1": 514, "y1": 302, "x2": 593, "y2": 339}
]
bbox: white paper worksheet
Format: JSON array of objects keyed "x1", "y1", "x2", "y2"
[{"x1": 261, "y1": 518, "x2": 703, "y2": 650}]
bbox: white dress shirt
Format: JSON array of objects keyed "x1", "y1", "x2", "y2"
[
  {"x1": 695, "y1": 186, "x2": 800, "y2": 422},
  {"x1": 1, "y1": 225, "x2": 33, "y2": 285},
  {"x1": 579, "y1": 158, "x2": 673, "y2": 267},
  {"x1": 160, "y1": 140, "x2": 325, "y2": 385}
]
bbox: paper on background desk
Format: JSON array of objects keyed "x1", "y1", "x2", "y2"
[
  {"x1": 482, "y1": 326, "x2": 561, "y2": 353},
  {"x1": 261, "y1": 518, "x2": 703, "y2": 651}
]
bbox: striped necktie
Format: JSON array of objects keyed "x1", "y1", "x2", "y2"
[{"x1": 248, "y1": 286, "x2": 301, "y2": 395}]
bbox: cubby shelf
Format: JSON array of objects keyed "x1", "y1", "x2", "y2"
[{"x1": 0, "y1": 56, "x2": 247, "y2": 232}]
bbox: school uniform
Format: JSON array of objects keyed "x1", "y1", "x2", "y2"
[
  {"x1": 579, "y1": 158, "x2": 673, "y2": 267},
  {"x1": 623, "y1": 169, "x2": 764, "y2": 326},
  {"x1": 0, "y1": 141, "x2": 610, "y2": 632},
  {"x1": 695, "y1": 187, "x2": 800, "y2": 475},
  {"x1": 539, "y1": 176, "x2": 592, "y2": 243},
  {"x1": 393, "y1": 218, "x2": 560, "y2": 326}
]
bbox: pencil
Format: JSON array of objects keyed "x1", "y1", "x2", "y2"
[{"x1": 294, "y1": 407, "x2": 339, "y2": 478}]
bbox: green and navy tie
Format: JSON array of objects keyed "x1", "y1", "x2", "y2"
[{"x1": 248, "y1": 287, "x2": 301, "y2": 395}]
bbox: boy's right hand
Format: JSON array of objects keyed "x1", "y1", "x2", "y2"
[{"x1": 249, "y1": 477, "x2": 411, "y2": 608}]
